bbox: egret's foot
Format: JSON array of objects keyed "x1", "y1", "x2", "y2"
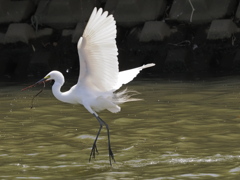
[
  {"x1": 89, "y1": 143, "x2": 99, "y2": 162},
  {"x1": 108, "y1": 147, "x2": 115, "y2": 165}
]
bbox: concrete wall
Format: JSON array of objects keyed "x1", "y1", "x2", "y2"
[{"x1": 0, "y1": 0, "x2": 240, "y2": 81}]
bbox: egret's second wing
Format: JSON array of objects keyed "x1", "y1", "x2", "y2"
[
  {"x1": 114, "y1": 63, "x2": 155, "y2": 90},
  {"x1": 77, "y1": 8, "x2": 118, "y2": 92}
]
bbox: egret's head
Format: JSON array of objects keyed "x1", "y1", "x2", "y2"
[
  {"x1": 21, "y1": 70, "x2": 64, "y2": 108},
  {"x1": 38, "y1": 71, "x2": 64, "y2": 85}
]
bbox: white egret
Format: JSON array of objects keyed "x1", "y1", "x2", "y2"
[{"x1": 25, "y1": 7, "x2": 155, "y2": 165}]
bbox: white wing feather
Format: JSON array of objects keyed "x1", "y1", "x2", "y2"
[
  {"x1": 114, "y1": 63, "x2": 155, "y2": 90},
  {"x1": 77, "y1": 8, "x2": 118, "y2": 91}
]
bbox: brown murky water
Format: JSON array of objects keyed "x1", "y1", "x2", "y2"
[{"x1": 1, "y1": 77, "x2": 240, "y2": 179}]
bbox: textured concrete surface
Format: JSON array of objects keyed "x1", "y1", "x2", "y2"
[
  {"x1": 105, "y1": 0, "x2": 166, "y2": 27},
  {"x1": 139, "y1": 21, "x2": 171, "y2": 42},
  {"x1": 1, "y1": 0, "x2": 240, "y2": 81},
  {"x1": 0, "y1": 0, "x2": 35, "y2": 23},
  {"x1": 4, "y1": 23, "x2": 35, "y2": 44},
  {"x1": 169, "y1": 0, "x2": 237, "y2": 24},
  {"x1": 207, "y1": 19, "x2": 239, "y2": 39}
]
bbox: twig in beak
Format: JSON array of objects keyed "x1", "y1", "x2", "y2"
[{"x1": 30, "y1": 81, "x2": 45, "y2": 109}]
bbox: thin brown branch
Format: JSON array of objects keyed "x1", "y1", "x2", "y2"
[{"x1": 188, "y1": 0, "x2": 195, "y2": 23}]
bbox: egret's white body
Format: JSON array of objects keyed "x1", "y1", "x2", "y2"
[{"x1": 35, "y1": 7, "x2": 155, "y2": 165}]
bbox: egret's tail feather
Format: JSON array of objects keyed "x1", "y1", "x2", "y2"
[{"x1": 113, "y1": 88, "x2": 142, "y2": 104}]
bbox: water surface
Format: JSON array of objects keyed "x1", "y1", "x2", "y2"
[{"x1": 1, "y1": 77, "x2": 240, "y2": 179}]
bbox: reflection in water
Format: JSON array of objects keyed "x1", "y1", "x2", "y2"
[{"x1": 0, "y1": 77, "x2": 240, "y2": 179}]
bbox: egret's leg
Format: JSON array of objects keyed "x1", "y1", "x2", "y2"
[
  {"x1": 89, "y1": 123, "x2": 102, "y2": 161},
  {"x1": 92, "y1": 114, "x2": 115, "y2": 165}
]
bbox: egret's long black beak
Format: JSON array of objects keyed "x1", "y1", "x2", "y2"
[
  {"x1": 21, "y1": 77, "x2": 48, "y2": 91},
  {"x1": 35, "y1": 78, "x2": 47, "y2": 85}
]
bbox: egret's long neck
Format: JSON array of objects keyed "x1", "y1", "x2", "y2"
[{"x1": 52, "y1": 80, "x2": 70, "y2": 103}]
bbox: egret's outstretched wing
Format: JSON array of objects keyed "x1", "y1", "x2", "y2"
[
  {"x1": 77, "y1": 8, "x2": 118, "y2": 92},
  {"x1": 114, "y1": 63, "x2": 155, "y2": 90}
]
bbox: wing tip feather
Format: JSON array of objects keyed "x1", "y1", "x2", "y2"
[{"x1": 142, "y1": 63, "x2": 155, "y2": 69}]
